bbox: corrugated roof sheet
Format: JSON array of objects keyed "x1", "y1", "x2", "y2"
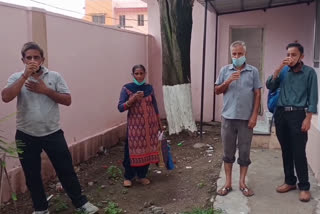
[{"x1": 197, "y1": 0, "x2": 314, "y2": 14}]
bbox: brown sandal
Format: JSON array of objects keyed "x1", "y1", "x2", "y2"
[
  {"x1": 240, "y1": 187, "x2": 254, "y2": 197},
  {"x1": 137, "y1": 178, "x2": 150, "y2": 185},
  {"x1": 217, "y1": 186, "x2": 232, "y2": 196}
]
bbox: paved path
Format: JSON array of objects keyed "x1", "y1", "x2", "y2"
[{"x1": 214, "y1": 149, "x2": 320, "y2": 214}]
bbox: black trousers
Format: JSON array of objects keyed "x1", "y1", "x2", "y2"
[
  {"x1": 274, "y1": 109, "x2": 310, "y2": 190},
  {"x1": 123, "y1": 140, "x2": 149, "y2": 180},
  {"x1": 16, "y1": 130, "x2": 87, "y2": 211}
]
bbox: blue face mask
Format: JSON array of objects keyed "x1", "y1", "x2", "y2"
[
  {"x1": 133, "y1": 78, "x2": 146, "y2": 86},
  {"x1": 232, "y1": 56, "x2": 246, "y2": 68}
]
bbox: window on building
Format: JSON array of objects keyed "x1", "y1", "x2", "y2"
[
  {"x1": 92, "y1": 15, "x2": 105, "y2": 24},
  {"x1": 138, "y1": 14, "x2": 144, "y2": 26},
  {"x1": 119, "y1": 15, "x2": 126, "y2": 27}
]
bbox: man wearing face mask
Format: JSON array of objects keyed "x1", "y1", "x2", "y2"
[
  {"x1": 215, "y1": 41, "x2": 262, "y2": 197},
  {"x1": 266, "y1": 42, "x2": 318, "y2": 202},
  {"x1": 1, "y1": 42, "x2": 99, "y2": 214}
]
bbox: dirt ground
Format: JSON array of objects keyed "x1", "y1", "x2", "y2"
[{"x1": 0, "y1": 122, "x2": 223, "y2": 214}]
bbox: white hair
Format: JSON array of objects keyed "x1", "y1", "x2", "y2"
[{"x1": 230, "y1": 41, "x2": 247, "y2": 52}]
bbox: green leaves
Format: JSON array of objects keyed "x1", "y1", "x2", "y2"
[
  {"x1": 11, "y1": 192, "x2": 17, "y2": 201},
  {"x1": 53, "y1": 196, "x2": 69, "y2": 212},
  {"x1": 0, "y1": 114, "x2": 24, "y2": 158},
  {"x1": 106, "y1": 165, "x2": 122, "y2": 180},
  {"x1": 0, "y1": 114, "x2": 23, "y2": 205},
  {"x1": 104, "y1": 201, "x2": 123, "y2": 214},
  {"x1": 183, "y1": 208, "x2": 224, "y2": 214}
]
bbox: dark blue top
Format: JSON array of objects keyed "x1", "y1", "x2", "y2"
[{"x1": 117, "y1": 82, "x2": 159, "y2": 114}]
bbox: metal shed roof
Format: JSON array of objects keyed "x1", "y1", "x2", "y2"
[{"x1": 197, "y1": 0, "x2": 314, "y2": 15}]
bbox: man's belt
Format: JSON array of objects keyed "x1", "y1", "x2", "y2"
[{"x1": 279, "y1": 106, "x2": 307, "y2": 112}]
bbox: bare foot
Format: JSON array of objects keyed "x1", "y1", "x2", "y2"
[{"x1": 299, "y1": 191, "x2": 311, "y2": 202}]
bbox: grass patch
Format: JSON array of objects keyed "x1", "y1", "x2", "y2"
[
  {"x1": 183, "y1": 207, "x2": 224, "y2": 214},
  {"x1": 52, "y1": 196, "x2": 69, "y2": 213}
]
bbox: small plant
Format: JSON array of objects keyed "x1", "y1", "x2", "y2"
[
  {"x1": 104, "y1": 201, "x2": 123, "y2": 214},
  {"x1": 53, "y1": 196, "x2": 69, "y2": 212},
  {"x1": 0, "y1": 114, "x2": 23, "y2": 207},
  {"x1": 107, "y1": 165, "x2": 122, "y2": 180},
  {"x1": 121, "y1": 189, "x2": 128, "y2": 194},
  {"x1": 183, "y1": 207, "x2": 224, "y2": 214},
  {"x1": 0, "y1": 114, "x2": 24, "y2": 157},
  {"x1": 197, "y1": 182, "x2": 206, "y2": 189},
  {"x1": 11, "y1": 192, "x2": 17, "y2": 201}
]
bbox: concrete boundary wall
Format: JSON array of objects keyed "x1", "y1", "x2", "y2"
[{"x1": 0, "y1": 1, "x2": 148, "y2": 202}]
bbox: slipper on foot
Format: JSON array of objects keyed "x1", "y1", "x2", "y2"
[
  {"x1": 123, "y1": 180, "x2": 132, "y2": 187},
  {"x1": 217, "y1": 187, "x2": 232, "y2": 196},
  {"x1": 137, "y1": 178, "x2": 150, "y2": 185},
  {"x1": 240, "y1": 187, "x2": 254, "y2": 197}
]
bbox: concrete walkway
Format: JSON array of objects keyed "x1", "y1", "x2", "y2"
[{"x1": 214, "y1": 149, "x2": 320, "y2": 214}]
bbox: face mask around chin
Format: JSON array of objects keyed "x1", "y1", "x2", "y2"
[
  {"x1": 289, "y1": 59, "x2": 301, "y2": 68},
  {"x1": 232, "y1": 56, "x2": 246, "y2": 68},
  {"x1": 133, "y1": 78, "x2": 146, "y2": 86}
]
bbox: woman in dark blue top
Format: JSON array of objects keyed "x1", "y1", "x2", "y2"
[{"x1": 118, "y1": 64, "x2": 162, "y2": 187}]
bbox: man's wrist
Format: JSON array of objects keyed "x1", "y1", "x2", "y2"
[
  {"x1": 44, "y1": 87, "x2": 52, "y2": 96},
  {"x1": 273, "y1": 67, "x2": 283, "y2": 78},
  {"x1": 251, "y1": 113, "x2": 258, "y2": 119},
  {"x1": 21, "y1": 74, "x2": 28, "y2": 80},
  {"x1": 273, "y1": 72, "x2": 280, "y2": 79},
  {"x1": 223, "y1": 80, "x2": 230, "y2": 86},
  {"x1": 305, "y1": 113, "x2": 312, "y2": 120}
]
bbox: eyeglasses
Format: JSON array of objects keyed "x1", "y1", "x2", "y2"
[{"x1": 24, "y1": 56, "x2": 42, "y2": 61}]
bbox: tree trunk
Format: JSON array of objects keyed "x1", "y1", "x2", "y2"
[{"x1": 158, "y1": 0, "x2": 197, "y2": 134}]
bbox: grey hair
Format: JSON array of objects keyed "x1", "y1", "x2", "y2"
[{"x1": 230, "y1": 41, "x2": 247, "y2": 52}]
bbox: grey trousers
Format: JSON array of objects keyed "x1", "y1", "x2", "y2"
[{"x1": 221, "y1": 117, "x2": 253, "y2": 166}]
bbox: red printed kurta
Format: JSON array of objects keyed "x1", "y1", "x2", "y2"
[{"x1": 126, "y1": 89, "x2": 160, "y2": 166}]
